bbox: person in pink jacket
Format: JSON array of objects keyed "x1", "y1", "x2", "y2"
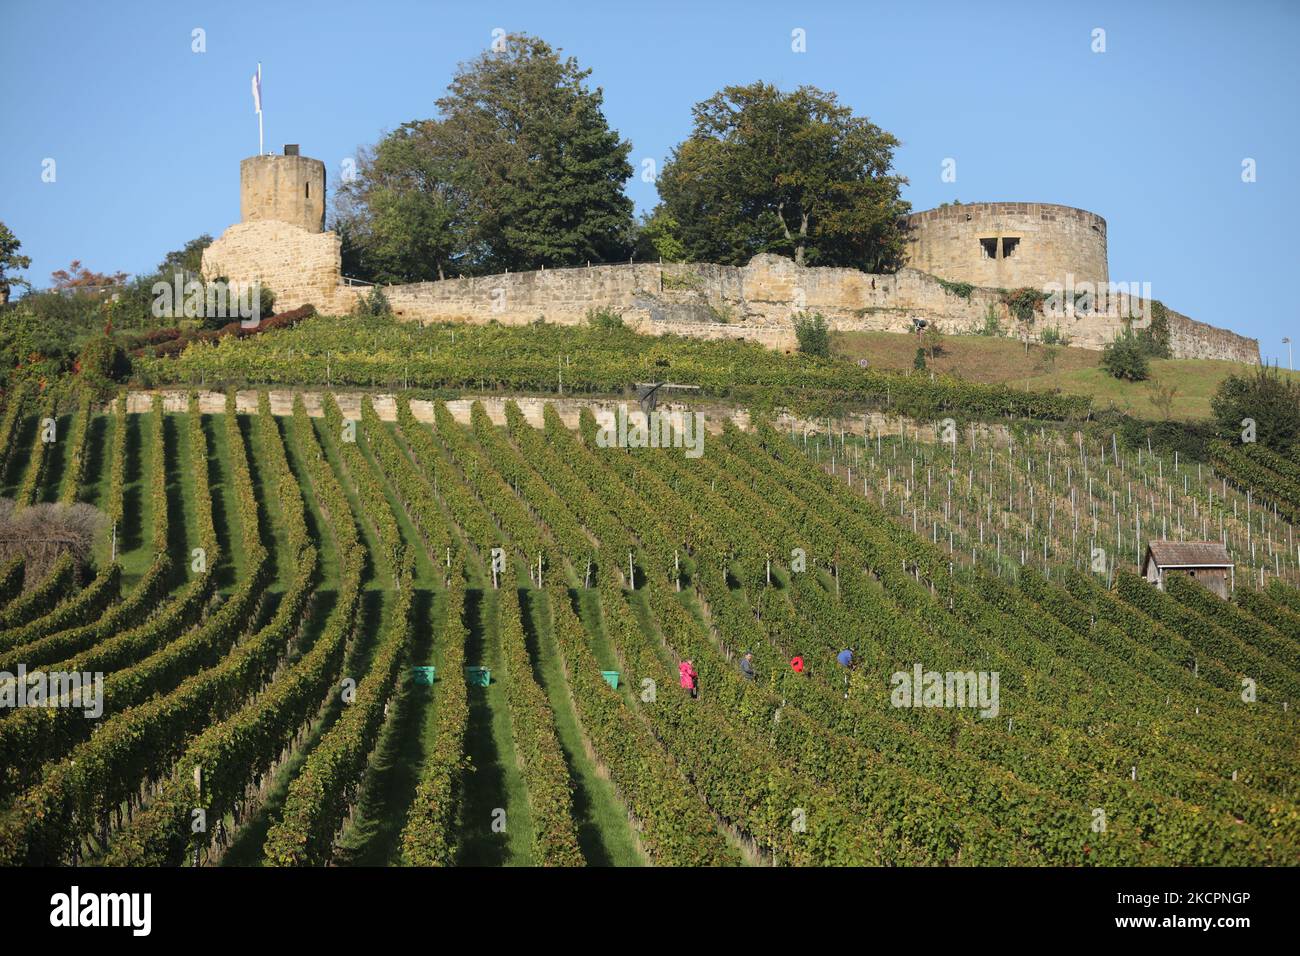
[{"x1": 678, "y1": 659, "x2": 698, "y2": 699}]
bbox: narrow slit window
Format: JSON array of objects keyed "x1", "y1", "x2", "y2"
[
  {"x1": 980, "y1": 238, "x2": 998, "y2": 260},
  {"x1": 1001, "y1": 237, "x2": 1020, "y2": 258},
  {"x1": 305, "y1": 182, "x2": 310, "y2": 198}
]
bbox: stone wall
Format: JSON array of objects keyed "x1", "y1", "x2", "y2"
[
  {"x1": 203, "y1": 230, "x2": 1259, "y2": 364},
  {"x1": 370, "y1": 255, "x2": 1259, "y2": 361},
  {"x1": 121, "y1": 388, "x2": 1020, "y2": 448},
  {"x1": 1166, "y1": 306, "x2": 1259, "y2": 363},
  {"x1": 905, "y1": 202, "x2": 1109, "y2": 290},
  {"x1": 201, "y1": 220, "x2": 356, "y2": 316}
]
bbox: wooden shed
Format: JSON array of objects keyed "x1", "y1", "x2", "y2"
[{"x1": 1141, "y1": 541, "x2": 1234, "y2": 598}]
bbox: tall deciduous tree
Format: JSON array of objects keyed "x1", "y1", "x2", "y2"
[
  {"x1": 441, "y1": 34, "x2": 634, "y2": 272},
  {"x1": 337, "y1": 34, "x2": 634, "y2": 280},
  {"x1": 0, "y1": 222, "x2": 32, "y2": 304},
  {"x1": 654, "y1": 83, "x2": 910, "y2": 271},
  {"x1": 337, "y1": 122, "x2": 466, "y2": 282}
]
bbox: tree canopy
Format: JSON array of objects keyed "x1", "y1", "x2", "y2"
[
  {"x1": 651, "y1": 82, "x2": 911, "y2": 271},
  {"x1": 337, "y1": 34, "x2": 634, "y2": 281},
  {"x1": 0, "y1": 222, "x2": 32, "y2": 303}
]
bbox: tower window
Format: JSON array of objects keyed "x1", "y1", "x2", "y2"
[
  {"x1": 980, "y1": 238, "x2": 998, "y2": 260},
  {"x1": 1001, "y1": 237, "x2": 1020, "y2": 258},
  {"x1": 305, "y1": 183, "x2": 310, "y2": 198}
]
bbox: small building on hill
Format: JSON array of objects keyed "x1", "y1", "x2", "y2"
[{"x1": 1141, "y1": 541, "x2": 1233, "y2": 598}]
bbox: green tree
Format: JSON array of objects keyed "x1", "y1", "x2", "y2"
[
  {"x1": 335, "y1": 124, "x2": 466, "y2": 282},
  {"x1": 654, "y1": 82, "x2": 910, "y2": 270},
  {"x1": 633, "y1": 209, "x2": 686, "y2": 262},
  {"x1": 1140, "y1": 300, "x2": 1172, "y2": 359},
  {"x1": 1101, "y1": 328, "x2": 1151, "y2": 382},
  {"x1": 0, "y1": 222, "x2": 32, "y2": 304},
  {"x1": 923, "y1": 322, "x2": 944, "y2": 361},
  {"x1": 1038, "y1": 344, "x2": 1060, "y2": 374},
  {"x1": 441, "y1": 34, "x2": 634, "y2": 271},
  {"x1": 793, "y1": 311, "x2": 830, "y2": 358},
  {"x1": 157, "y1": 234, "x2": 213, "y2": 278},
  {"x1": 1211, "y1": 365, "x2": 1300, "y2": 451},
  {"x1": 342, "y1": 34, "x2": 634, "y2": 280}
]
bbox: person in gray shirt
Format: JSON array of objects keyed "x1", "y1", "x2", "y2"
[{"x1": 739, "y1": 650, "x2": 756, "y2": 681}]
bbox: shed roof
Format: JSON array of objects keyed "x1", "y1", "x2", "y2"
[{"x1": 1142, "y1": 541, "x2": 1233, "y2": 574}]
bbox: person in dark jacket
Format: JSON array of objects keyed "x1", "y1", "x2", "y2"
[{"x1": 739, "y1": 651, "x2": 756, "y2": 681}]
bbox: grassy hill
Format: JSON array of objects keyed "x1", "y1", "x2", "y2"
[{"x1": 832, "y1": 330, "x2": 1285, "y2": 421}]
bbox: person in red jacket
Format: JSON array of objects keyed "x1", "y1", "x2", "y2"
[
  {"x1": 790, "y1": 656, "x2": 805, "y2": 673},
  {"x1": 679, "y1": 659, "x2": 698, "y2": 698}
]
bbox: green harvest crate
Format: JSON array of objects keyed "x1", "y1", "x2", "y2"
[
  {"x1": 411, "y1": 666, "x2": 436, "y2": 686},
  {"x1": 601, "y1": 670, "x2": 620, "y2": 690},
  {"x1": 464, "y1": 666, "x2": 491, "y2": 687}
]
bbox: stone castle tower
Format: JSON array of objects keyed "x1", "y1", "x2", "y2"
[
  {"x1": 203, "y1": 145, "x2": 350, "y2": 313},
  {"x1": 239, "y1": 146, "x2": 326, "y2": 233},
  {"x1": 904, "y1": 202, "x2": 1108, "y2": 290}
]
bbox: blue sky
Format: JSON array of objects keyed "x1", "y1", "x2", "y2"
[{"x1": 3, "y1": 0, "x2": 1297, "y2": 361}]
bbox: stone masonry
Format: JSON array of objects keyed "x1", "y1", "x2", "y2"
[
  {"x1": 201, "y1": 152, "x2": 1260, "y2": 365},
  {"x1": 905, "y1": 202, "x2": 1109, "y2": 290}
]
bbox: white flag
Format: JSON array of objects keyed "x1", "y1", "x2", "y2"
[{"x1": 251, "y1": 64, "x2": 262, "y2": 113}]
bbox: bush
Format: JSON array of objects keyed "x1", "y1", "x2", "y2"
[
  {"x1": 351, "y1": 285, "x2": 391, "y2": 318},
  {"x1": 1040, "y1": 325, "x2": 1070, "y2": 346},
  {"x1": 1001, "y1": 287, "x2": 1046, "y2": 325},
  {"x1": 913, "y1": 347, "x2": 927, "y2": 371},
  {"x1": 0, "y1": 499, "x2": 106, "y2": 582},
  {"x1": 585, "y1": 306, "x2": 624, "y2": 331},
  {"x1": 1110, "y1": 414, "x2": 1215, "y2": 461},
  {"x1": 258, "y1": 284, "x2": 276, "y2": 320},
  {"x1": 1211, "y1": 365, "x2": 1300, "y2": 451},
  {"x1": 1101, "y1": 329, "x2": 1150, "y2": 382},
  {"x1": 76, "y1": 335, "x2": 131, "y2": 394},
  {"x1": 793, "y1": 311, "x2": 830, "y2": 358},
  {"x1": 979, "y1": 304, "x2": 1002, "y2": 337}
]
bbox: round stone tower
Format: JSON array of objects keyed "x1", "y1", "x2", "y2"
[
  {"x1": 904, "y1": 202, "x2": 1107, "y2": 290},
  {"x1": 239, "y1": 145, "x2": 325, "y2": 233}
]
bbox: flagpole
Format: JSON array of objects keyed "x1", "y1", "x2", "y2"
[{"x1": 257, "y1": 62, "x2": 264, "y2": 155}]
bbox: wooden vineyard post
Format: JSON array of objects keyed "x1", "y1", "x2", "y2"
[{"x1": 193, "y1": 764, "x2": 203, "y2": 867}]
